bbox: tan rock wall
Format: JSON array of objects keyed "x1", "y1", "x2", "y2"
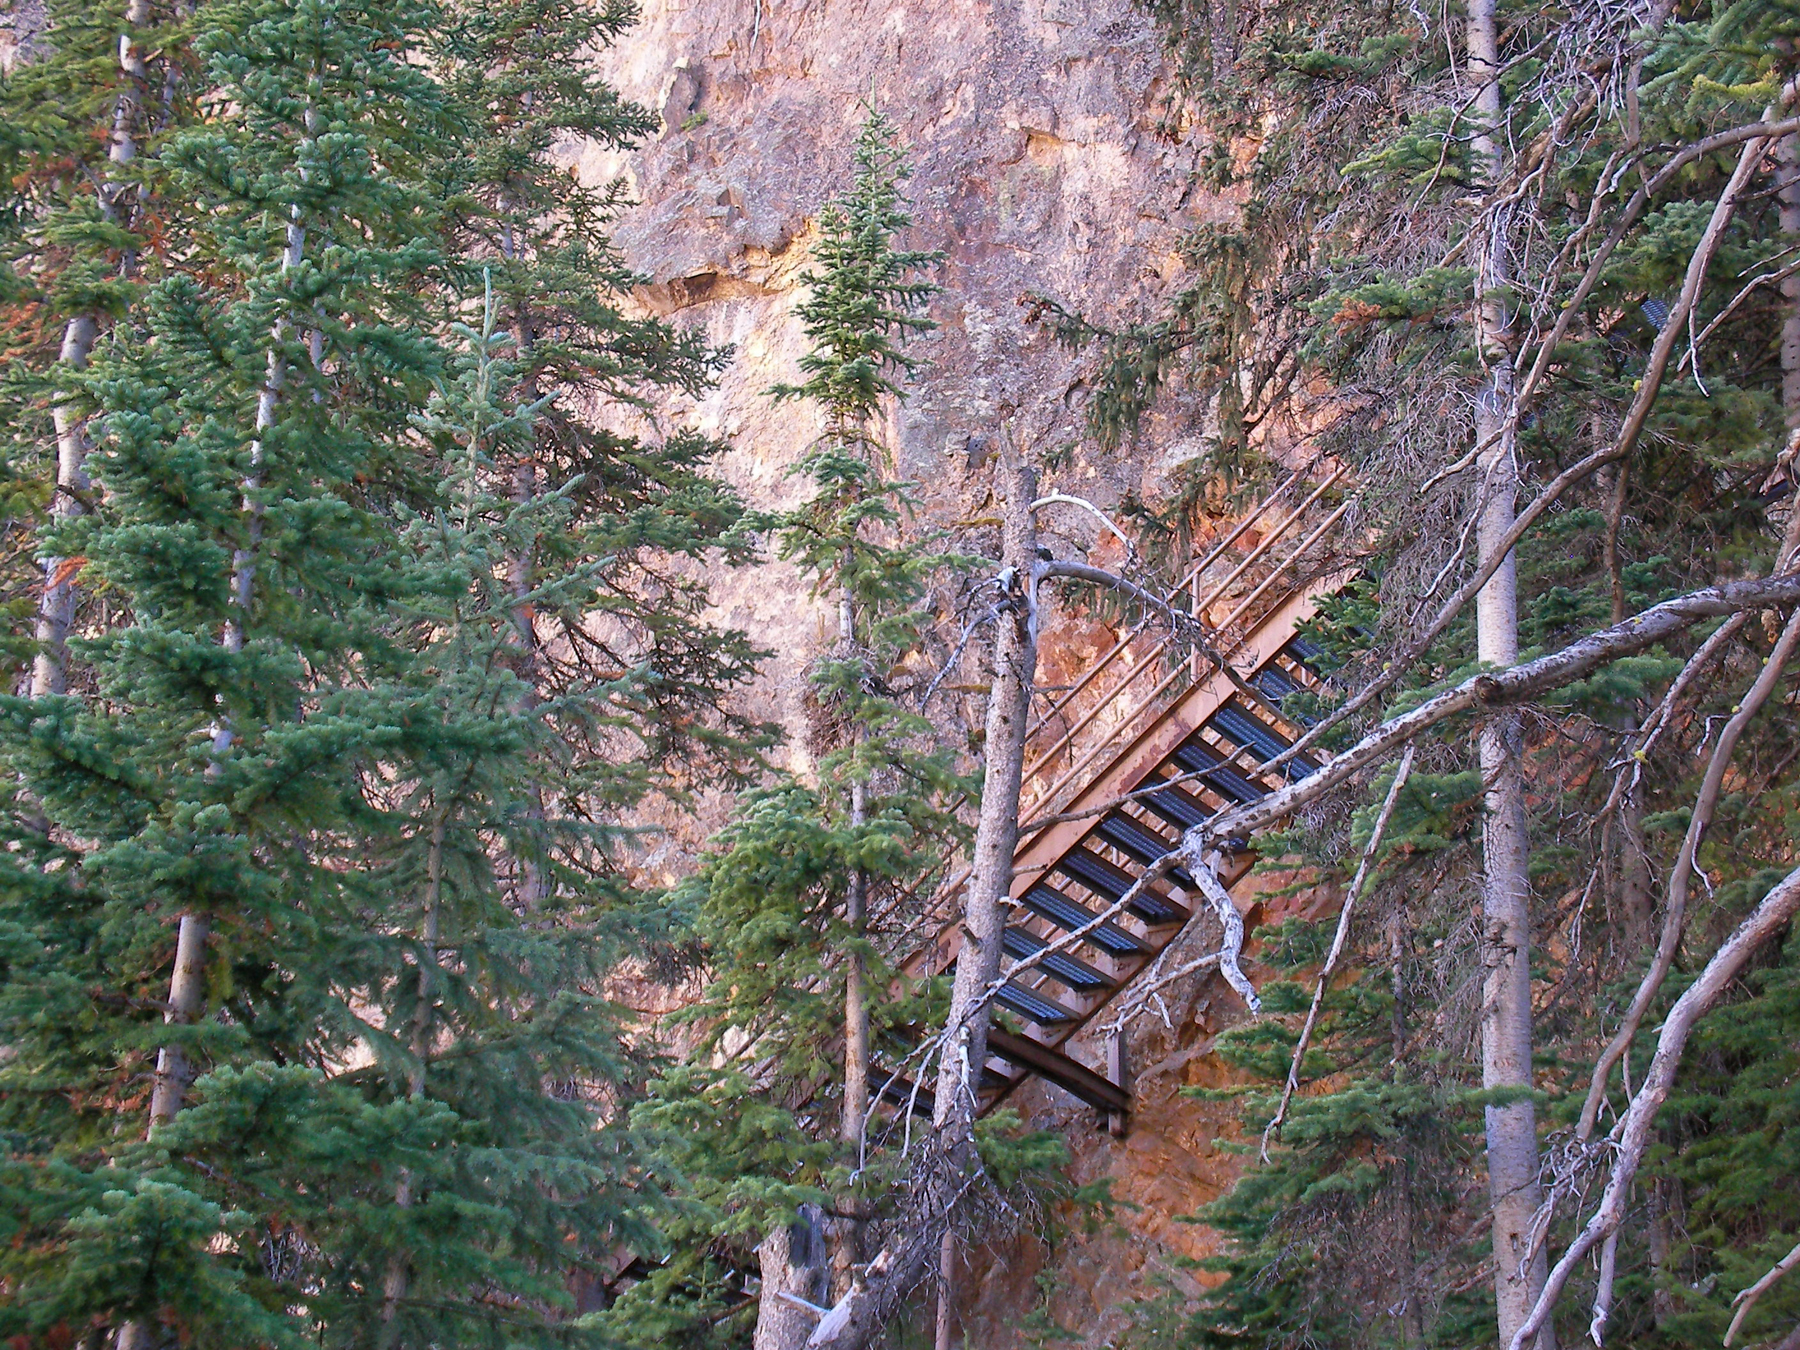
[
  {"x1": 581, "y1": 0, "x2": 1231, "y2": 774},
  {"x1": 587, "y1": 3, "x2": 1293, "y2": 1342}
]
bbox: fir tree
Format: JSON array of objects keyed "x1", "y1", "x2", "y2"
[
  {"x1": 609, "y1": 109, "x2": 967, "y2": 1347},
  {"x1": 0, "y1": 1, "x2": 764, "y2": 1343},
  {"x1": 0, "y1": 0, "x2": 195, "y2": 694},
  {"x1": 1079, "y1": 0, "x2": 1800, "y2": 1342}
]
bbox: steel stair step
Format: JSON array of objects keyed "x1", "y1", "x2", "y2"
[
  {"x1": 1208, "y1": 702, "x2": 1319, "y2": 778},
  {"x1": 1019, "y1": 882, "x2": 1148, "y2": 957},
  {"x1": 1285, "y1": 635, "x2": 1325, "y2": 667},
  {"x1": 1252, "y1": 664, "x2": 1302, "y2": 702},
  {"x1": 1055, "y1": 848, "x2": 1187, "y2": 925},
  {"x1": 1168, "y1": 740, "x2": 1267, "y2": 804},
  {"x1": 1251, "y1": 664, "x2": 1318, "y2": 728},
  {"x1": 996, "y1": 980, "x2": 1080, "y2": 1027},
  {"x1": 1139, "y1": 773, "x2": 1216, "y2": 830},
  {"x1": 1001, "y1": 926, "x2": 1112, "y2": 991},
  {"x1": 1094, "y1": 813, "x2": 1194, "y2": 886}
]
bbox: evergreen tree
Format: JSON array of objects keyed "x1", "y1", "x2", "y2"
[
  {"x1": 608, "y1": 109, "x2": 968, "y2": 1347},
  {"x1": 0, "y1": 0, "x2": 196, "y2": 695},
  {"x1": 0, "y1": 1, "x2": 763, "y2": 1343},
  {"x1": 1030, "y1": 0, "x2": 1800, "y2": 1343}
]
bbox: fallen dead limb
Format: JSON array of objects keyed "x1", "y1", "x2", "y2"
[
  {"x1": 1205, "y1": 571, "x2": 1800, "y2": 846},
  {"x1": 1727, "y1": 1240, "x2": 1800, "y2": 1347},
  {"x1": 1576, "y1": 608, "x2": 1800, "y2": 1141}
]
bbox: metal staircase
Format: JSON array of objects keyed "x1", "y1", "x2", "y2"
[{"x1": 897, "y1": 462, "x2": 1355, "y2": 1122}]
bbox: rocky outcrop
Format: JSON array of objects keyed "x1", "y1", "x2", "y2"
[{"x1": 581, "y1": 0, "x2": 1230, "y2": 780}]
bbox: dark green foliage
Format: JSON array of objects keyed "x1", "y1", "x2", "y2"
[
  {"x1": 0, "y1": 1, "x2": 761, "y2": 1344},
  {"x1": 603, "y1": 110, "x2": 975, "y2": 1347},
  {"x1": 1092, "y1": 0, "x2": 1800, "y2": 1340}
]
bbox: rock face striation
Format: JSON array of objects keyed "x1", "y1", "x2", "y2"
[{"x1": 586, "y1": 2, "x2": 1284, "y2": 1343}]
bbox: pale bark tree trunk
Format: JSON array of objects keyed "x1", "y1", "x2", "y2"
[
  {"x1": 933, "y1": 453, "x2": 1035, "y2": 1155},
  {"x1": 143, "y1": 99, "x2": 311, "y2": 1137},
  {"x1": 835, "y1": 774, "x2": 870, "y2": 1299},
  {"x1": 756, "y1": 1209, "x2": 831, "y2": 1350},
  {"x1": 1468, "y1": 0, "x2": 1552, "y2": 1342},
  {"x1": 34, "y1": 314, "x2": 99, "y2": 700},
  {"x1": 1779, "y1": 101, "x2": 1800, "y2": 441},
  {"x1": 933, "y1": 1231, "x2": 956, "y2": 1350},
  {"x1": 32, "y1": 0, "x2": 151, "y2": 699},
  {"x1": 803, "y1": 449, "x2": 1039, "y2": 1350},
  {"x1": 926, "y1": 450, "x2": 1036, "y2": 1345}
]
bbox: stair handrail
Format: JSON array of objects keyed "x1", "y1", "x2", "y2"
[
  {"x1": 1019, "y1": 460, "x2": 1324, "y2": 745},
  {"x1": 912, "y1": 460, "x2": 1353, "y2": 946},
  {"x1": 1022, "y1": 465, "x2": 1348, "y2": 784}
]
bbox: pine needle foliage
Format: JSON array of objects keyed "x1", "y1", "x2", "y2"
[
  {"x1": 608, "y1": 109, "x2": 969, "y2": 1348},
  {"x1": 0, "y1": 2, "x2": 763, "y2": 1344},
  {"x1": 1073, "y1": 0, "x2": 1800, "y2": 1342}
]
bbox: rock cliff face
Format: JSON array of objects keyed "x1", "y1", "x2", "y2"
[
  {"x1": 582, "y1": 0, "x2": 1230, "y2": 775},
  {"x1": 587, "y1": 2, "x2": 1274, "y2": 1341}
]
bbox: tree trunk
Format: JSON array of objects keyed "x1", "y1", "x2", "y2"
[
  {"x1": 1468, "y1": 0, "x2": 1551, "y2": 1342},
  {"x1": 834, "y1": 773, "x2": 870, "y2": 1299},
  {"x1": 802, "y1": 450, "x2": 1039, "y2": 1350},
  {"x1": 1645, "y1": 1176, "x2": 1676, "y2": 1327},
  {"x1": 380, "y1": 816, "x2": 445, "y2": 1342},
  {"x1": 756, "y1": 1207, "x2": 830, "y2": 1350},
  {"x1": 32, "y1": 0, "x2": 150, "y2": 699},
  {"x1": 931, "y1": 451, "x2": 1036, "y2": 1162},
  {"x1": 925, "y1": 450, "x2": 1036, "y2": 1340},
  {"x1": 143, "y1": 105, "x2": 309, "y2": 1138},
  {"x1": 1779, "y1": 110, "x2": 1800, "y2": 442},
  {"x1": 144, "y1": 913, "x2": 209, "y2": 1128},
  {"x1": 506, "y1": 303, "x2": 548, "y2": 910},
  {"x1": 32, "y1": 315, "x2": 98, "y2": 699},
  {"x1": 1618, "y1": 780, "x2": 1654, "y2": 960},
  {"x1": 934, "y1": 1231, "x2": 956, "y2": 1350}
]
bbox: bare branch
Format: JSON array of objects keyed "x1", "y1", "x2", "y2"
[
  {"x1": 1183, "y1": 838, "x2": 1261, "y2": 1014},
  {"x1": 1577, "y1": 606, "x2": 1800, "y2": 1141},
  {"x1": 1031, "y1": 493, "x2": 1134, "y2": 554},
  {"x1": 1033, "y1": 558, "x2": 1180, "y2": 627},
  {"x1": 1262, "y1": 746, "x2": 1416, "y2": 1159},
  {"x1": 1727, "y1": 1240, "x2": 1800, "y2": 1347},
  {"x1": 1508, "y1": 864, "x2": 1800, "y2": 1350},
  {"x1": 1207, "y1": 573, "x2": 1800, "y2": 846}
]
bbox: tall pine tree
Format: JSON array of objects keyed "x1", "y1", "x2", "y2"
[
  {"x1": 0, "y1": 0, "x2": 764, "y2": 1343},
  {"x1": 609, "y1": 109, "x2": 969, "y2": 1349}
]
